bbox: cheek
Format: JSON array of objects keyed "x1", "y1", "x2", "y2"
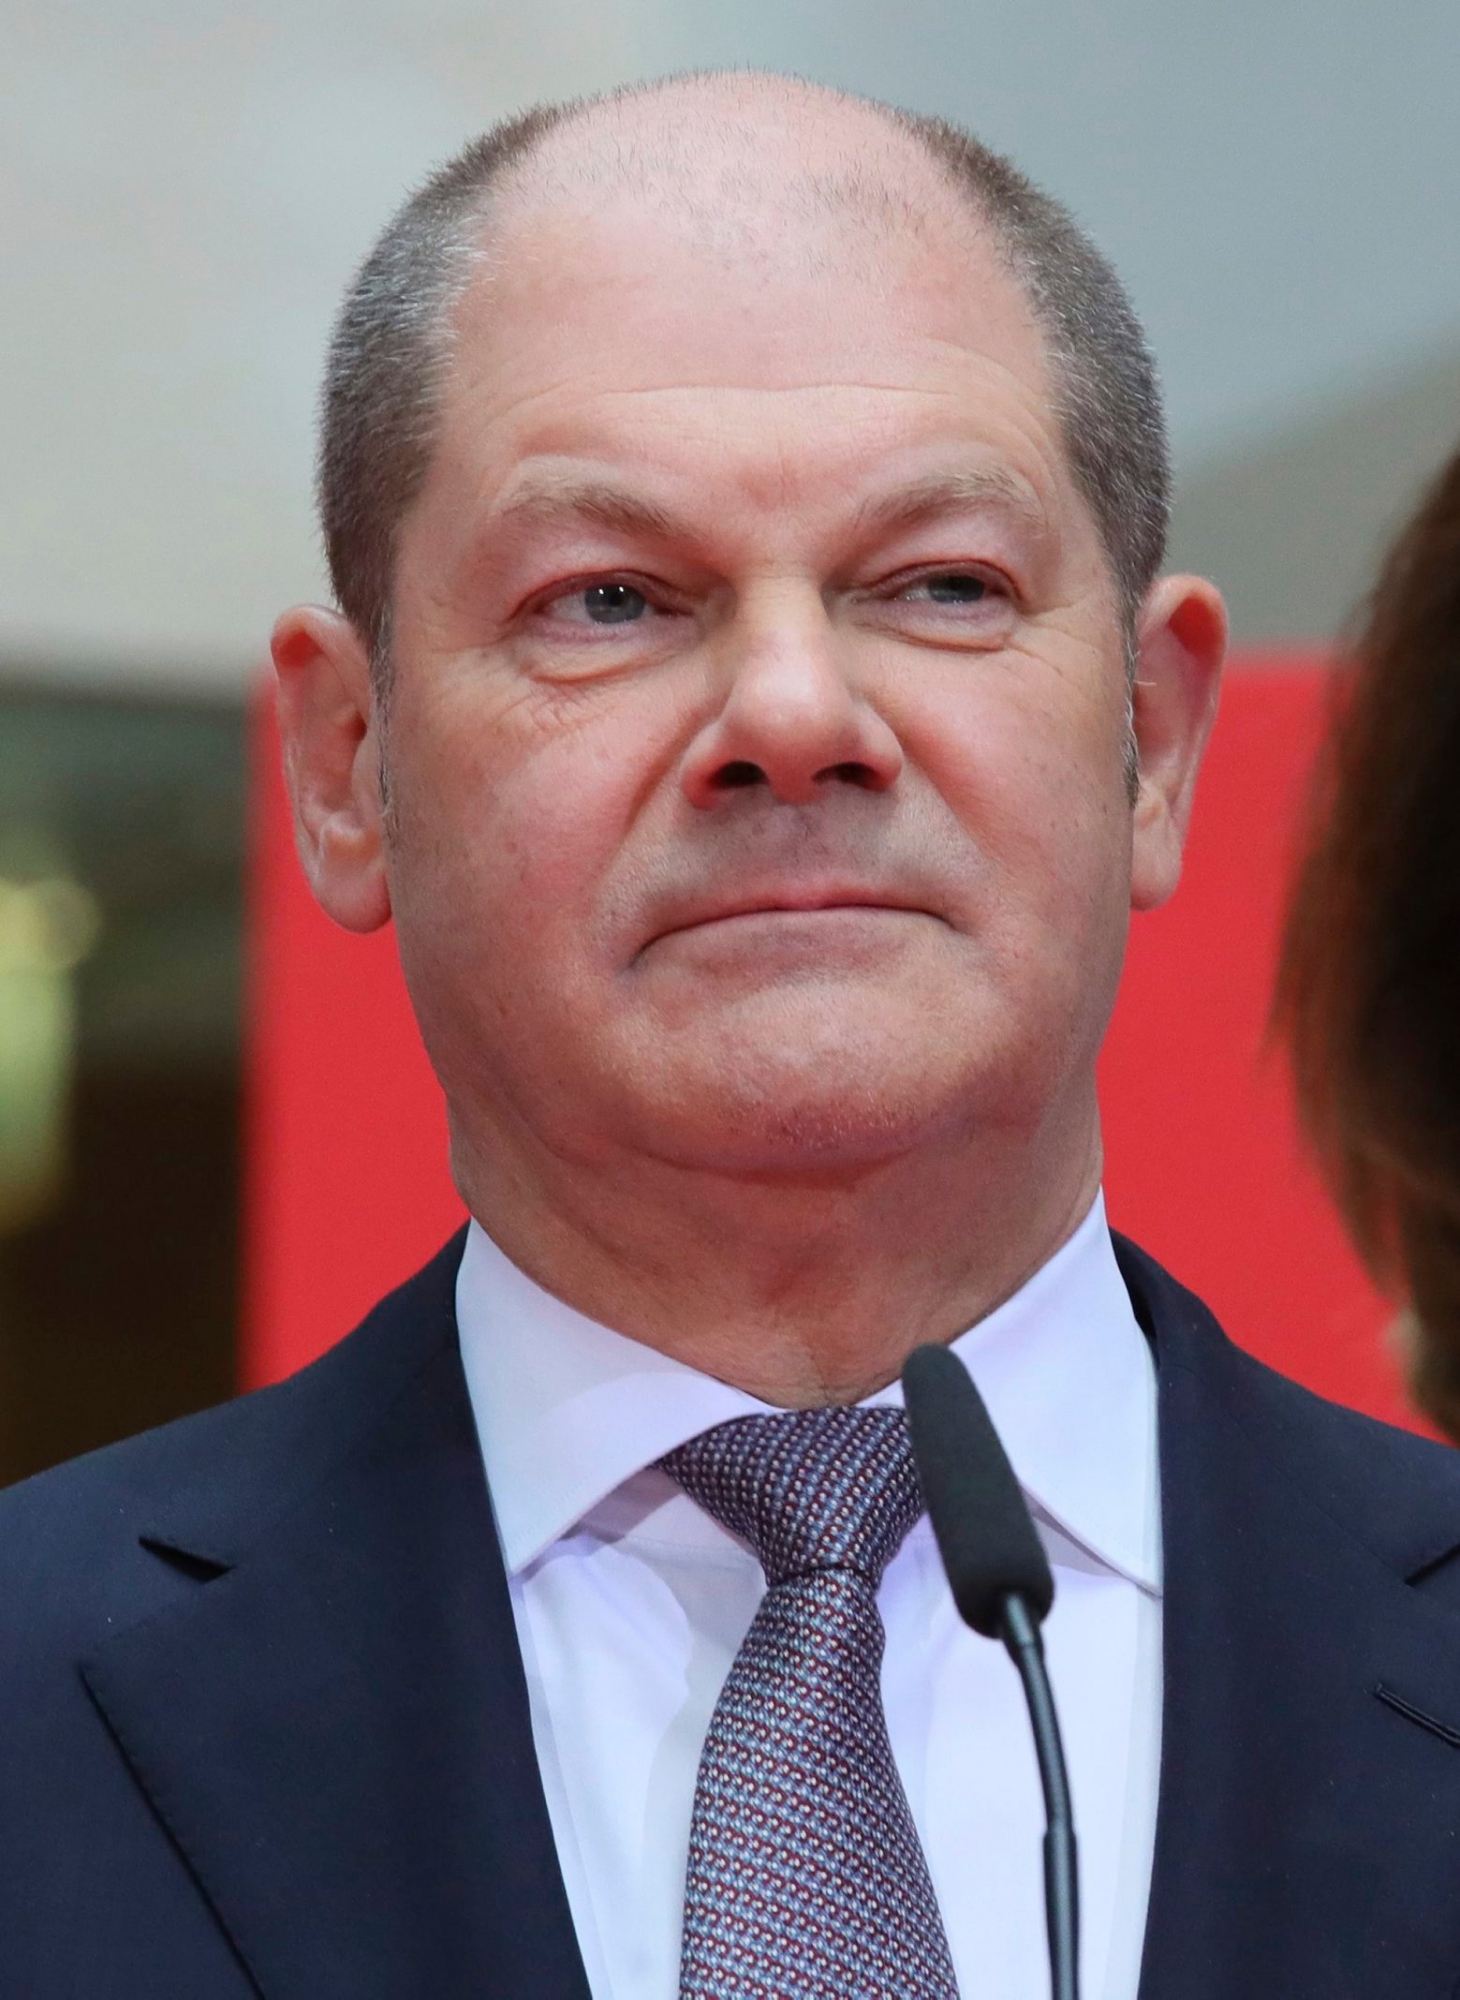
[
  {"x1": 385, "y1": 676, "x2": 670, "y2": 977},
  {"x1": 910, "y1": 659, "x2": 1130, "y2": 912}
]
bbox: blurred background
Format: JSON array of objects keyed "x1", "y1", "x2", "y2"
[{"x1": 3, "y1": 0, "x2": 1459, "y2": 1484}]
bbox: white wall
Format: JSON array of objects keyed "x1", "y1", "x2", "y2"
[{"x1": 4, "y1": 0, "x2": 1459, "y2": 687}]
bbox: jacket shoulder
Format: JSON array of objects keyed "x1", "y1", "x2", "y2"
[
  {"x1": 1115, "y1": 1231, "x2": 1460, "y2": 1581},
  {"x1": 0, "y1": 1231, "x2": 467, "y2": 1660}
]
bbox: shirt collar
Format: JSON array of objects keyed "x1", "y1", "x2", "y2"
[{"x1": 456, "y1": 1191, "x2": 1160, "y2": 1594}]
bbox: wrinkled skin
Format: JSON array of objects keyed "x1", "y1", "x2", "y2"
[{"x1": 274, "y1": 81, "x2": 1225, "y2": 1402}]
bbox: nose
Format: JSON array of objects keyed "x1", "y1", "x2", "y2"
[{"x1": 680, "y1": 608, "x2": 904, "y2": 809}]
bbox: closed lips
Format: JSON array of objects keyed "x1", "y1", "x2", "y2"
[{"x1": 652, "y1": 892, "x2": 941, "y2": 940}]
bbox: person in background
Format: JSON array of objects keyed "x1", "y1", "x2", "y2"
[{"x1": 1278, "y1": 445, "x2": 1460, "y2": 1436}]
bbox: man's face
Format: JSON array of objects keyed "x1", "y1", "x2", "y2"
[{"x1": 376, "y1": 141, "x2": 1145, "y2": 1182}]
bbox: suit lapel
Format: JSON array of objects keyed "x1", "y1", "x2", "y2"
[
  {"x1": 81, "y1": 1225, "x2": 1460, "y2": 1997},
  {"x1": 1122, "y1": 1240, "x2": 1460, "y2": 2000},
  {"x1": 83, "y1": 1244, "x2": 592, "y2": 2000}
]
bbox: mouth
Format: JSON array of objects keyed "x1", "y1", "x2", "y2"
[{"x1": 647, "y1": 889, "x2": 941, "y2": 949}]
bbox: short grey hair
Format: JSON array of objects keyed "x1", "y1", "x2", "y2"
[{"x1": 318, "y1": 81, "x2": 1169, "y2": 679}]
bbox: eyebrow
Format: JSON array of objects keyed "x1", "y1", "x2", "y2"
[
  {"x1": 494, "y1": 477, "x2": 681, "y2": 540},
  {"x1": 850, "y1": 467, "x2": 1049, "y2": 539},
  {"x1": 491, "y1": 464, "x2": 1048, "y2": 544}
]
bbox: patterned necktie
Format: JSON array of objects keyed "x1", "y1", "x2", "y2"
[{"x1": 659, "y1": 1407, "x2": 962, "y2": 2000}]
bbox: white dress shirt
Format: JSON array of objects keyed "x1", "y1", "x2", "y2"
[{"x1": 456, "y1": 1192, "x2": 1162, "y2": 2000}]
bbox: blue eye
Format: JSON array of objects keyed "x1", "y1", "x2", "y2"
[
  {"x1": 582, "y1": 582, "x2": 648, "y2": 624},
  {"x1": 920, "y1": 573, "x2": 987, "y2": 604}
]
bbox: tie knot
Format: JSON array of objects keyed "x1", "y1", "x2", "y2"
[{"x1": 660, "y1": 1407, "x2": 923, "y2": 1588}]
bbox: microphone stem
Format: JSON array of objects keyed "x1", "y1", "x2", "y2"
[{"x1": 1000, "y1": 1594, "x2": 1079, "y2": 2000}]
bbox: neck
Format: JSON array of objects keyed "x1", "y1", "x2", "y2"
[{"x1": 451, "y1": 1095, "x2": 1104, "y2": 1407}]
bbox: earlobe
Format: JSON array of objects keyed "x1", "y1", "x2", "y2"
[
  {"x1": 270, "y1": 605, "x2": 392, "y2": 934},
  {"x1": 1128, "y1": 575, "x2": 1228, "y2": 914}
]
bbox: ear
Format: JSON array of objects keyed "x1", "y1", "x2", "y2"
[
  {"x1": 1128, "y1": 575, "x2": 1228, "y2": 913},
  {"x1": 270, "y1": 605, "x2": 391, "y2": 933}
]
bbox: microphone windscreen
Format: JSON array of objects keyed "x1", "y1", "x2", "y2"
[{"x1": 901, "y1": 1342, "x2": 1054, "y2": 1638}]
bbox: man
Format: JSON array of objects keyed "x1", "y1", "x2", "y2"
[{"x1": 4, "y1": 71, "x2": 1460, "y2": 2000}]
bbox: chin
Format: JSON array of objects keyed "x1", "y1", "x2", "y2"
[
  {"x1": 635, "y1": 1096, "x2": 944, "y2": 1176},
  {"x1": 612, "y1": 1009, "x2": 1014, "y2": 1175}
]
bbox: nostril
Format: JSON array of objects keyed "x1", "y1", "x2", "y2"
[
  {"x1": 712, "y1": 760, "x2": 766, "y2": 791},
  {"x1": 823, "y1": 761, "x2": 879, "y2": 789}
]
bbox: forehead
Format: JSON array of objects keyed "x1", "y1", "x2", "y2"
[{"x1": 420, "y1": 101, "x2": 1076, "y2": 543}]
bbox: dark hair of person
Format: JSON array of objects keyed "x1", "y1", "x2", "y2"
[
  {"x1": 1276, "y1": 446, "x2": 1460, "y2": 1434},
  {"x1": 316, "y1": 76, "x2": 1169, "y2": 682}
]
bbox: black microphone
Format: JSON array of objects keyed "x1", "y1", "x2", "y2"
[{"x1": 901, "y1": 1341, "x2": 1079, "y2": 2000}]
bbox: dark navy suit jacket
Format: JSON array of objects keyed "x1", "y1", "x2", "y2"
[{"x1": 6, "y1": 1232, "x2": 1460, "y2": 1997}]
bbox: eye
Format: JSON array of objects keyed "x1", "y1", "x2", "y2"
[
  {"x1": 519, "y1": 572, "x2": 690, "y2": 677},
  {"x1": 899, "y1": 571, "x2": 990, "y2": 606},
  {"x1": 858, "y1": 562, "x2": 1014, "y2": 649},
  {"x1": 552, "y1": 581, "x2": 651, "y2": 625}
]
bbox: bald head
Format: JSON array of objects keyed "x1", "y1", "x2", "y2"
[
  {"x1": 319, "y1": 73, "x2": 1167, "y2": 674},
  {"x1": 490, "y1": 74, "x2": 972, "y2": 251}
]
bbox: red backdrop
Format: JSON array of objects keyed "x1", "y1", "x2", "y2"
[{"x1": 244, "y1": 655, "x2": 1416, "y2": 1431}]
